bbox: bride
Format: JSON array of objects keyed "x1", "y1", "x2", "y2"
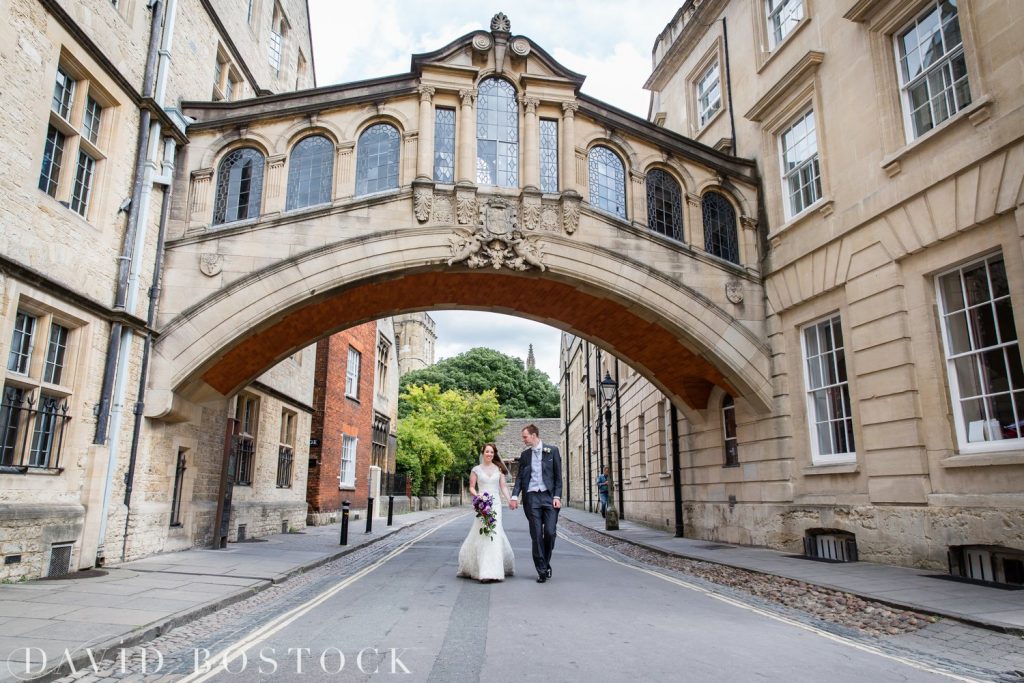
[{"x1": 457, "y1": 443, "x2": 515, "y2": 582}]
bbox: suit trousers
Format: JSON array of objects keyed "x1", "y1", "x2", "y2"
[{"x1": 523, "y1": 490, "x2": 558, "y2": 574}]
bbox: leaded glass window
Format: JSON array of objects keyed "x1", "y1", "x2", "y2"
[
  {"x1": 540, "y1": 118, "x2": 559, "y2": 193},
  {"x1": 476, "y1": 78, "x2": 519, "y2": 187},
  {"x1": 213, "y1": 147, "x2": 265, "y2": 225},
  {"x1": 69, "y1": 151, "x2": 96, "y2": 217},
  {"x1": 38, "y1": 125, "x2": 65, "y2": 197},
  {"x1": 83, "y1": 97, "x2": 103, "y2": 145},
  {"x1": 588, "y1": 146, "x2": 626, "y2": 219},
  {"x1": 7, "y1": 312, "x2": 36, "y2": 375},
  {"x1": 43, "y1": 324, "x2": 69, "y2": 385},
  {"x1": 896, "y1": 0, "x2": 971, "y2": 140},
  {"x1": 702, "y1": 191, "x2": 739, "y2": 264},
  {"x1": 286, "y1": 135, "x2": 333, "y2": 210},
  {"x1": 723, "y1": 395, "x2": 738, "y2": 467},
  {"x1": 52, "y1": 67, "x2": 75, "y2": 120},
  {"x1": 646, "y1": 169, "x2": 683, "y2": 242},
  {"x1": 433, "y1": 108, "x2": 455, "y2": 183},
  {"x1": 355, "y1": 123, "x2": 400, "y2": 196}
]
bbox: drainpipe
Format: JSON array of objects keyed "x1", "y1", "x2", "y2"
[
  {"x1": 583, "y1": 341, "x2": 592, "y2": 514},
  {"x1": 562, "y1": 346, "x2": 571, "y2": 505},
  {"x1": 721, "y1": 17, "x2": 738, "y2": 154},
  {"x1": 96, "y1": 0, "x2": 177, "y2": 563},
  {"x1": 614, "y1": 361, "x2": 623, "y2": 517},
  {"x1": 670, "y1": 403, "x2": 684, "y2": 537}
]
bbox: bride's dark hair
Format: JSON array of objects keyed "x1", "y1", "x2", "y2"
[{"x1": 483, "y1": 443, "x2": 508, "y2": 475}]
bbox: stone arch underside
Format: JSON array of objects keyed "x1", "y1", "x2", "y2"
[{"x1": 152, "y1": 236, "x2": 772, "y2": 415}]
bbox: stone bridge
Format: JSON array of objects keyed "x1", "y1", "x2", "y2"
[{"x1": 149, "y1": 13, "x2": 769, "y2": 419}]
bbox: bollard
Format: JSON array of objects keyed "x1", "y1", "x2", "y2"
[
  {"x1": 387, "y1": 495, "x2": 395, "y2": 526},
  {"x1": 365, "y1": 497, "x2": 374, "y2": 533},
  {"x1": 340, "y1": 500, "x2": 350, "y2": 546}
]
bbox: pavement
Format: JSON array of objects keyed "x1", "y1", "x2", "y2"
[
  {"x1": 0, "y1": 504, "x2": 1020, "y2": 680},
  {"x1": 560, "y1": 507, "x2": 1024, "y2": 634}
]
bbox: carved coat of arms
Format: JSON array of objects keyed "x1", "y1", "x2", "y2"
[{"x1": 448, "y1": 198, "x2": 546, "y2": 272}]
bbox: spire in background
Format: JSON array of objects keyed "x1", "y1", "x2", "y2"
[{"x1": 527, "y1": 343, "x2": 536, "y2": 371}]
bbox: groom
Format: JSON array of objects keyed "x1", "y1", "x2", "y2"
[{"x1": 509, "y1": 424, "x2": 562, "y2": 583}]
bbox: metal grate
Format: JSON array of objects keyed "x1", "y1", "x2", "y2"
[{"x1": 47, "y1": 543, "x2": 73, "y2": 577}]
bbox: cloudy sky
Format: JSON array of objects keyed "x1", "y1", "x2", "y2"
[{"x1": 308, "y1": 1, "x2": 680, "y2": 381}]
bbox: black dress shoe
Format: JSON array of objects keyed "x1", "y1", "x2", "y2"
[
  {"x1": 536, "y1": 574, "x2": 547, "y2": 583},
  {"x1": 546, "y1": 567, "x2": 552, "y2": 579}
]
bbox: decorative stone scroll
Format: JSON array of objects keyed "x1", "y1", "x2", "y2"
[
  {"x1": 413, "y1": 185, "x2": 432, "y2": 223},
  {"x1": 456, "y1": 186, "x2": 477, "y2": 225},
  {"x1": 448, "y1": 197, "x2": 546, "y2": 272},
  {"x1": 560, "y1": 193, "x2": 581, "y2": 234},
  {"x1": 510, "y1": 37, "x2": 531, "y2": 57},
  {"x1": 521, "y1": 192, "x2": 542, "y2": 231},
  {"x1": 472, "y1": 32, "x2": 492, "y2": 52}
]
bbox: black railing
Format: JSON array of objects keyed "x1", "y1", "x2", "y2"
[
  {"x1": 276, "y1": 445, "x2": 294, "y2": 488},
  {"x1": 230, "y1": 434, "x2": 255, "y2": 486},
  {"x1": 0, "y1": 388, "x2": 70, "y2": 472}
]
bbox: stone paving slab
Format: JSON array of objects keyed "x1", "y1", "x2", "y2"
[{"x1": 560, "y1": 507, "x2": 1024, "y2": 633}]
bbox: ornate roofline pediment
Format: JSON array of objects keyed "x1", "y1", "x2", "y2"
[{"x1": 409, "y1": 14, "x2": 586, "y2": 88}]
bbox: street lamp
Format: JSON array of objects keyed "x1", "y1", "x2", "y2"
[{"x1": 600, "y1": 371, "x2": 619, "y2": 530}]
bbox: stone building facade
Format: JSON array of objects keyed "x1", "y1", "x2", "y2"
[
  {"x1": 394, "y1": 312, "x2": 437, "y2": 376},
  {"x1": 0, "y1": 0, "x2": 315, "y2": 580},
  {"x1": 562, "y1": 0, "x2": 1024, "y2": 575}
]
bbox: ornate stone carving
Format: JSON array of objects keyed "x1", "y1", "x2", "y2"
[
  {"x1": 541, "y1": 206, "x2": 560, "y2": 232},
  {"x1": 472, "y1": 32, "x2": 492, "y2": 52},
  {"x1": 199, "y1": 253, "x2": 223, "y2": 277},
  {"x1": 418, "y1": 85, "x2": 435, "y2": 102},
  {"x1": 490, "y1": 12, "x2": 511, "y2": 32},
  {"x1": 413, "y1": 186, "x2": 432, "y2": 223},
  {"x1": 511, "y1": 37, "x2": 531, "y2": 57},
  {"x1": 459, "y1": 88, "x2": 477, "y2": 107},
  {"x1": 561, "y1": 101, "x2": 579, "y2": 117},
  {"x1": 520, "y1": 95, "x2": 539, "y2": 114},
  {"x1": 432, "y1": 194, "x2": 453, "y2": 224},
  {"x1": 456, "y1": 193, "x2": 476, "y2": 225},
  {"x1": 725, "y1": 281, "x2": 744, "y2": 304},
  {"x1": 521, "y1": 194, "x2": 541, "y2": 231},
  {"x1": 561, "y1": 195, "x2": 581, "y2": 234},
  {"x1": 448, "y1": 197, "x2": 545, "y2": 272}
]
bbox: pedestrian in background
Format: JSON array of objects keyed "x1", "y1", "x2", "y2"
[{"x1": 597, "y1": 466, "x2": 609, "y2": 518}]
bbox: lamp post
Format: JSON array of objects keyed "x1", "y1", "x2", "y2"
[{"x1": 600, "y1": 371, "x2": 619, "y2": 530}]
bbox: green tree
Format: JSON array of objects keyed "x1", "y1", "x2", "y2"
[
  {"x1": 396, "y1": 385, "x2": 505, "y2": 491},
  {"x1": 399, "y1": 347, "x2": 560, "y2": 418}
]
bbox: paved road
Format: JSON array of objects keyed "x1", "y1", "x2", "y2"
[{"x1": 131, "y1": 509, "x2": 974, "y2": 683}]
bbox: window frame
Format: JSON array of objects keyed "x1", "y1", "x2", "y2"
[
  {"x1": 892, "y1": 0, "x2": 971, "y2": 143},
  {"x1": 213, "y1": 146, "x2": 265, "y2": 225},
  {"x1": 340, "y1": 434, "x2": 357, "y2": 488},
  {"x1": 475, "y1": 77, "x2": 520, "y2": 188},
  {"x1": 539, "y1": 118, "x2": 559, "y2": 194},
  {"x1": 766, "y1": 0, "x2": 806, "y2": 50},
  {"x1": 645, "y1": 168, "x2": 684, "y2": 243},
  {"x1": 800, "y1": 313, "x2": 857, "y2": 465},
  {"x1": 354, "y1": 122, "x2": 401, "y2": 197},
  {"x1": 696, "y1": 60, "x2": 722, "y2": 129},
  {"x1": 345, "y1": 346, "x2": 361, "y2": 399},
  {"x1": 701, "y1": 190, "x2": 741, "y2": 265},
  {"x1": 723, "y1": 394, "x2": 739, "y2": 467},
  {"x1": 778, "y1": 107, "x2": 822, "y2": 220},
  {"x1": 935, "y1": 253, "x2": 1024, "y2": 454},
  {"x1": 232, "y1": 393, "x2": 259, "y2": 486},
  {"x1": 433, "y1": 107, "x2": 456, "y2": 184},
  {"x1": 285, "y1": 134, "x2": 334, "y2": 211},
  {"x1": 277, "y1": 409, "x2": 296, "y2": 488}
]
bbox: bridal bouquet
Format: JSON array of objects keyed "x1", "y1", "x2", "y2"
[{"x1": 472, "y1": 492, "x2": 498, "y2": 541}]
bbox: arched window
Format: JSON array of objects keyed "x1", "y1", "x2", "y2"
[
  {"x1": 286, "y1": 135, "x2": 334, "y2": 210},
  {"x1": 646, "y1": 169, "x2": 683, "y2": 241},
  {"x1": 476, "y1": 78, "x2": 518, "y2": 187},
  {"x1": 588, "y1": 146, "x2": 626, "y2": 219},
  {"x1": 213, "y1": 147, "x2": 264, "y2": 225},
  {"x1": 722, "y1": 395, "x2": 738, "y2": 467},
  {"x1": 355, "y1": 123, "x2": 400, "y2": 196},
  {"x1": 701, "y1": 191, "x2": 739, "y2": 264}
]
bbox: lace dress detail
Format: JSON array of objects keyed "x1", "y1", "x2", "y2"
[{"x1": 457, "y1": 466, "x2": 516, "y2": 581}]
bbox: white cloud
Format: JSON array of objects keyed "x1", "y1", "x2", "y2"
[{"x1": 430, "y1": 311, "x2": 562, "y2": 383}]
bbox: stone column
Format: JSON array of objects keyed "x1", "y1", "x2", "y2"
[
  {"x1": 457, "y1": 88, "x2": 477, "y2": 185},
  {"x1": 522, "y1": 95, "x2": 540, "y2": 190},
  {"x1": 561, "y1": 101, "x2": 578, "y2": 193},
  {"x1": 187, "y1": 168, "x2": 214, "y2": 232},
  {"x1": 686, "y1": 192, "x2": 703, "y2": 250},
  {"x1": 631, "y1": 170, "x2": 646, "y2": 226},
  {"x1": 335, "y1": 142, "x2": 355, "y2": 199},
  {"x1": 415, "y1": 85, "x2": 435, "y2": 181},
  {"x1": 264, "y1": 155, "x2": 287, "y2": 214}
]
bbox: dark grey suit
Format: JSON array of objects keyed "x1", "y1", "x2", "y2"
[{"x1": 512, "y1": 444, "x2": 562, "y2": 576}]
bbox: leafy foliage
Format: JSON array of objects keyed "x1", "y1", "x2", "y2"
[
  {"x1": 399, "y1": 347, "x2": 560, "y2": 418},
  {"x1": 395, "y1": 385, "x2": 504, "y2": 493}
]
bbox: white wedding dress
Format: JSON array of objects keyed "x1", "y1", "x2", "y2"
[{"x1": 457, "y1": 465, "x2": 515, "y2": 581}]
